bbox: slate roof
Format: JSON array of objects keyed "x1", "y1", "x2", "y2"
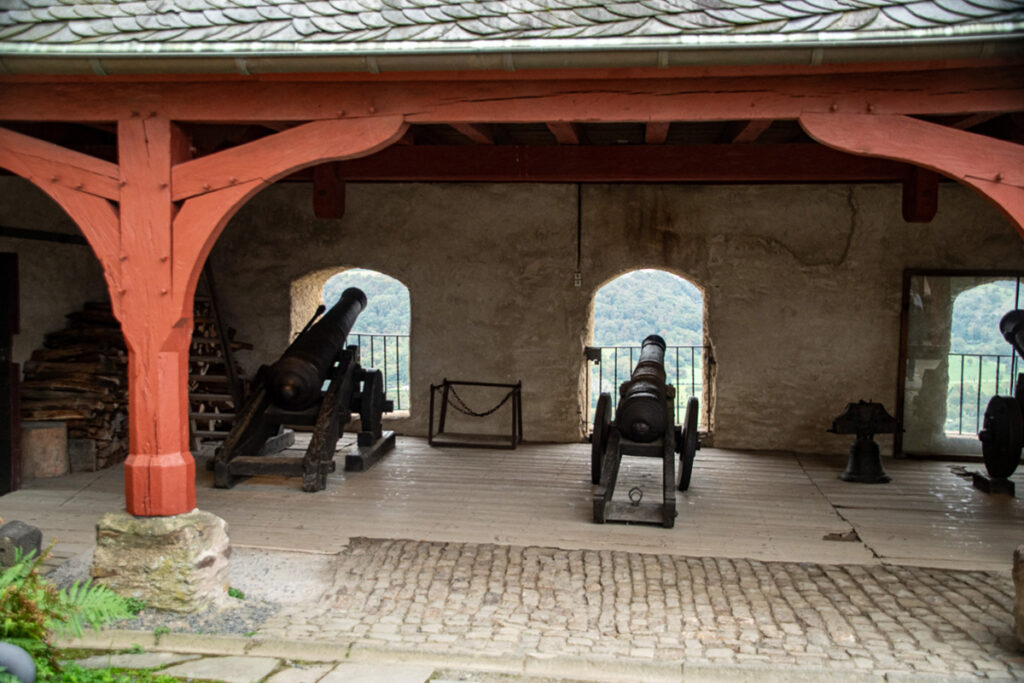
[{"x1": 0, "y1": 0, "x2": 1021, "y2": 57}]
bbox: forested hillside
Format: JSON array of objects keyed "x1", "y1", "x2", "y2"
[
  {"x1": 592, "y1": 270, "x2": 703, "y2": 346},
  {"x1": 323, "y1": 270, "x2": 410, "y2": 334},
  {"x1": 322, "y1": 268, "x2": 705, "y2": 344},
  {"x1": 322, "y1": 268, "x2": 1019, "y2": 354}
]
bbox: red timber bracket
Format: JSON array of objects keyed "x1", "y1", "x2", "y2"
[
  {"x1": 0, "y1": 115, "x2": 407, "y2": 516},
  {"x1": 799, "y1": 113, "x2": 1024, "y2": 239}
]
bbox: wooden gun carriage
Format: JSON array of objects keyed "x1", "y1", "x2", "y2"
[
  {"x1": 590, "y1": 334, "x2": 699, "y2": 528},
  {"x1": 213, "y1": 287, "x2": 395, "y2": 491}
]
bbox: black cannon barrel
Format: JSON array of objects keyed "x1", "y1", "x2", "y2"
[
  {"x1": 1000, "y1": 310, "x2": 1024, "y2": 360},
  {"x1": 616, "y1": 334, "x2": 668, "y2": 442},
  {"x1": 267, "y1": 287, "x2": 367, "y2": 410}
]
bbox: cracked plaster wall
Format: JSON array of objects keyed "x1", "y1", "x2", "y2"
[{"x1": 212, "y1": 181, "x2": 1024, "y2": 454}]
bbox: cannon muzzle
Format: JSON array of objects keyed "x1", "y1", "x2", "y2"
[
  {"x1": 616, "y1": 334, "x2": 668, "y2": 442},
  {"x1": 1000, "y1": 310, "x2": 1024, "y2": 360},
  {"x1": 267, "y1": 287, "x2": 367, "y2": 410}
]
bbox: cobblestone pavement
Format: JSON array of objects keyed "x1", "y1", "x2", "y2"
[{"x1": 256, "y1": 538, "x2": 1024, "y2": 679}]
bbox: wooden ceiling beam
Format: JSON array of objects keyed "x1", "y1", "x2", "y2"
[
  {"x1": 2, "y1": 67, "x2": 1019, "y2": 123},
  {"x1": 732, "y1": 119, "x2": 774, "y2": 143},
  {"x1": 547, "y1": 122, "x2": 583, "y2": 145},
  {"x1": 450, "y1": 123, "x2": 496, "y2": 144},
  {"x1": 287, "y1": 144, "x2": 909, "y2": 183},
  {"x1": 645, "y1": 122, "x2": 670, "y2": 145}
]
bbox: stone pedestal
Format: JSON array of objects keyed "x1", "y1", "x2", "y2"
[
  {"x1": 1015, "y1": 546, "x2": 1024, "y2": 645},
  {"x1": 21, "y1": 421, "x2": 67, "y2": 478},
  {"x1": 91, "y1": 509, "x2": 230, "y2": 613}
]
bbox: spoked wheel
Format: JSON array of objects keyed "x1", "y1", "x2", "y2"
[
  {"x1": 980, "y1": 395, "x2": 1023, "y2": 479},
  {"x1": 591, "y1": 392, "x2": 612, "y2": 485},
  {"x1": 359, "y1": 369, "x2": 385, "y2": 436},
  {"x1": 678, "y1": 397, "x2": 699, "y2": 491}
]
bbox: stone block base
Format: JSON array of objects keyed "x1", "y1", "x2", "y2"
[
  {"x1": 21, "y1": 421, "x2": 68, "y2": 478},
  {"x1": 0, "y1": 520, "x2": 42, "y2": 566},
  {"x1": 1015, "y1": 546, "x2": 1024, "y2": 645},
  {"x1": 91, "y1": 509, "x2": 230, "y2": 613}
]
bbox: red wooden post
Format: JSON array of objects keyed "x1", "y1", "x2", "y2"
[{"x1": 118, "y1": 117, "x2": 196, "y2": 516}]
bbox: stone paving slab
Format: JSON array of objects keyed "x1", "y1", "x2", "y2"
[
  {"x1": 74, "y1": 651, "x2": 201, "y2": 670},
  {"x1": 264, "y1": 662, "x2": 336, "y2": 683},
  {"x1": 319, "y1": 662, "x2": 436, "y2": 682},
  {"x1": 159, "y1": 655, "x2": 280, "y2": 683},
  {"x1": 253, "y1": 538, "x2": 1024, "y2": 679}
]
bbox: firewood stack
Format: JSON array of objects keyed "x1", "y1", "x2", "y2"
[{"x1": 20, "y1": 302, "x2": 128, "y2": 470}]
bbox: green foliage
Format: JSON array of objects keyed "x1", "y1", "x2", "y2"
[
  {"x1": 593, "y1": 270, "x2": 703, "y2": 346},
  {"x1": 227, "y1": 587, "x2": 245, "y2": 600},
  {"x1": 0, "y1": 545, "x2": 136, "y2": 677},
  {"x1": 123, "y1": 598, "x2": 146, "y2": 616},
  {"x1": 152, "y1": 626, "x2": 169, "y2": 639},
  {"x1": 322, "y1": 269, "x2": 409, "y2": 335}
]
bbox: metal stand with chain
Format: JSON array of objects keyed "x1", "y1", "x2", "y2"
[{"x1": 428, "y1": 379, "x2": 523, "y2": 449}]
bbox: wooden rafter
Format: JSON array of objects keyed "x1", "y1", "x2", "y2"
[
  {"x1": 450, "y1": 123, "x2": 496, "y2": 144},
  {"x1": 547, "y1": 122, "x2": 582, "y2": 145},
  {"x1": 950, "y1": 113, "x2": 1001, "y2": 130},
  {"x1": 644, "y1": 122, "x2": 670, "y2": 145},
  {"x1": 732, "y1": 120, "x2": 773, "y2": 143}
]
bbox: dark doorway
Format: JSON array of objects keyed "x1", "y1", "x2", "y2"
[{"x1": 1, "y1": 252, "x2": 20, "y2": 494}]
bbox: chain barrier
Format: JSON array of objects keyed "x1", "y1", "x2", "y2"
[{"x1": 447, "y1": 384, "x2": 516, "y2": 418}]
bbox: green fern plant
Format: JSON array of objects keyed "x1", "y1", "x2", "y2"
[{"x1": 0, "y1": 544, "x2": 136, "y2": 673}]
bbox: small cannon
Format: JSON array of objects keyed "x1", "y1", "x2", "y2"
[
  {"x1": 213, "y1": 287, "x2": 395, "y2": 492},
  {"x1": 977, "y1": 310, "x2": 1024, "y2": 494},
  {"x1": 590, "y1": 335, "x2": 700, "y2": 528}
]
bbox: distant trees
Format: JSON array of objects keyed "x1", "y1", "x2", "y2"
[
  {"x1": 322, "y1": 269, "x2": 410, "y2": 334},
  {"x1": 592, "y1": 270, "x2": 703, "y2": 347}
]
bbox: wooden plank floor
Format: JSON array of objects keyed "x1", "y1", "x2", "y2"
[{"x1": 1, "y1": 436, "x2": 1021, "y2": 572}]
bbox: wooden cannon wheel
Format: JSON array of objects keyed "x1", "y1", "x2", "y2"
[
  {"x1": 677, "y1": 397, "x2": 699, "y2": 492},
  {"x1": 591, "y1": 392, "x2": 612, "y2": 485},
  {"x1": 980, "y1": 395, "x2": 1023, "y2": 479}
]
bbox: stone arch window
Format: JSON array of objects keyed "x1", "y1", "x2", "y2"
[
  {"x1": 587, "y1": 268, "x2": 709, "y2": 431},
  {"x1": 901, "y1": 273, "x2": 1023, "y2": 457},
  {"x1": 291, "y1": 267, "x2": 411, "y2": 415}
]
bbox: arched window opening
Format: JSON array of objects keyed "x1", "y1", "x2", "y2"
[
  {"x1": 588, "y1": 269, "x2": 707, "y2": 432},
  {"x1": 302, "y1": 268, "x2": 411, "y2": 413},
  {"x1": 901, "y1": 274, "x2": 1022, "y2": 456}
]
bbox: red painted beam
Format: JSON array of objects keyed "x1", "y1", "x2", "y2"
[
  {"x1": 733, "y1": 120, "x2": 773, "y2": 144},
  {"x1": 299, "y1": 144, "x2": 909, "y2": 182},
  {"x1": 645, "y1": 122, "x2": 670, "y2": 145},
  {"x1": 0, "y1": 67, "x2": 1019, "y2": 123},
  {"x1": 547, "y1": 122, "x2": 582, "y2": 145}
]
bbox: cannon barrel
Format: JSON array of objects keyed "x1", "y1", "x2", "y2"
[
  {"x1": 1000, "y1": 310, "x2": 1024, "y2": 360},
  {"x1": 616, "y1": 334, "x2": 668, "y2": 443},
  {"x1": 267, "y1": 287, "x2": 367, "y2": 410}
]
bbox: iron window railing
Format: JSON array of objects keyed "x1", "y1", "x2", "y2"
[
  {"x1": 585, "y1": 344, "x2": 710, "y2": 432},
  {"x1": 946, "y1": 352, "x2": 1016, "y2": 435},
  {"x1": 350, "y1": 333, "x2": 409, "y2": 411}
]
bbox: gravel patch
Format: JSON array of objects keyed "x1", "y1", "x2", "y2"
[
  {"x1": 111, "y1": 597, "x2": 278, "y2": 636},
  {"x1": 46, "y1": 545, "x2": 334, "y2": 638}
]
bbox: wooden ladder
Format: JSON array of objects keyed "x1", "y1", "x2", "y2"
[{"x1": 189, "y1": 264, "x2": 247, "y2": 455}]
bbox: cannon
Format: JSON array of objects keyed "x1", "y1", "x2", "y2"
[
  {"x1": 213, "y1": 287, "x2": 395, "y2": 491},
  {"x1": 977, "y1": 310, "x2": 1024, "y2": 494},
  {"x1": 590, "y1": 335, "x2": 700, "y2": 528}
]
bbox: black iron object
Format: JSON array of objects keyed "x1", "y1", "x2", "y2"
[
  {"x1": 428, "y1": 379, "x2": 523, "y2": 449},
  {"x1": 213, "y1": 287, "x2": 395, "y2": 492},
  {"x1": 829, "y1": 400, "x2": 898, "y2": 484},
  {"x1": 977, "y1": 310, "x2": 1024, "y2": 494},
  {"x1": 591, "y1": 335, "x2": 699, "y2": 528}
]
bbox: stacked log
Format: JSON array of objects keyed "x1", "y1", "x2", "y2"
[{"x1": 20, "y1": 302, "x2": 128, "y2": 470}]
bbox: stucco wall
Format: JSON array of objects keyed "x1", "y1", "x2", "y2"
[
  {"x1": 211, "y1": 181, "x2": 1024, "y2": 453},
  {"x1": 0, "y1": 178, "x2": 109, "y2": 368}
]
